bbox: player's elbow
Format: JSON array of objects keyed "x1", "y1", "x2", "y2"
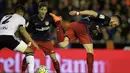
[
  {"x1": 19, "y1": 26, "x2": 26, "y2": 33},
  {"x1": 86, "y1": 10, "x2": 98, "y2": 17}
]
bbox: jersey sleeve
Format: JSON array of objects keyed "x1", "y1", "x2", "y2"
[
  {"x1": 79, "y1": 16, "x2": 92, "y2": 26},
  {"x1": 19, "y1": 17, "x2": 26, "y2": 27},
  {"x1": 26, "y1": 17, "x2": 35, "y2": 33},
  {"x1": 96, "y1": 13, "x2": 110, "y2": 27},
  {"x1": 49, "y1": 15, "x2": 57, "y2": 27}
]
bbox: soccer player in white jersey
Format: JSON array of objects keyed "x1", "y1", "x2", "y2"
[{"x1": 0, "y1": 4, "x2": 39, "y2": 73}]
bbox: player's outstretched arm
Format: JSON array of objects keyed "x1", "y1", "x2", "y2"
[
  {"x1": 19, "y1": 26, "x2": 40, "y2": 50},
  {"x1": 49, "y1": 13, "x2": 62, "y2": 25},
  {"x1": 69, "y1": 10, "x2": 98, "y2": 17}
]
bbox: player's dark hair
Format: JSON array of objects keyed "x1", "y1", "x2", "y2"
[
  {"x1": 38, "y1": 1, "x2": 48, "y2": 9},
  {"x1": 113, "y1": 15, "x2": 122, "y2": 26},
  {"x1": 14, "y1": 4, "x2": 25, "y2": 13}
]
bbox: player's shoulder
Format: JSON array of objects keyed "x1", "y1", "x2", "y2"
[
  {"x1": 13, "y1": 14, "x2": 25, "y2": 21},
  {"x1": 13, "y1": 14, "x2": 23, "y2": 18},
  {"x1": 30, "y1": 14, "x2": 38, "y2": 18},
  {"x1": 46, "y1": 13, "x2": 54, "y2": 21},
  {"x1": 29, "y1": 14, "x2": 39, "y2": 22},
  {"x1": 97, "y1": 13, "x2": 109, "y2": 20}
]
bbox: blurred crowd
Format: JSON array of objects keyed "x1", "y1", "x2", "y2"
[{"x1": 0, "y1": 0, "x2": 130, "y2": 48}]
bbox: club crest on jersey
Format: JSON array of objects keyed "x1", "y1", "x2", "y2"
[
  {"x1": 45, "y1": 21, "x2": 49, "y2": 25},
  {"x1": 99, "y1": 14, "x2": 105, "y2": 19},
  {"x1": 34, "y1": 23, "x2": 39, "y2": 25}
]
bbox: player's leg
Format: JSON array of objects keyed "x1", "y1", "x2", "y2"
[
  {"x1": 22, "y1": 54, "x2": 28, "y2": 73},
  {"x1": 23, "y1": 50, "x2": 34, "y2": 73},
  {"x1": 49, "y1": 54, "x2": 60, "y2": 73},
  {"x1": 21, "y1": 41, "x2": 33, "y2": 73},
  {"x1": 0, "y1": 36, "x2": 4, "y2": 50},
  {"x1": 21, "y1": 48, "x2": 34, "y2": 73},
  {"x1": 59, "y1": 23, "x2": 76, "y2": 48},
  {"x1": 57, "y1": 24, "x2": 70, "y2": 47},
  {"x1": 40, "y1": 41, "x2": 61, "y2": 73},
  {"x1": 74, "y1": 22, "x2": 94, "y2": 73},
  {"x1": 19, "y1": 43, "x2": 34, "y2": 73},
  {"x1": 49, "y1": 13, "x2": 64, "y2": 43},
  {"x1": 14, "y1": 41, "x2": 34, "y2": 73},
  {"x1": 21, "y1": 48, "x2": 30, "y2": 73},
  {"x1": 6, "y1": 36, "x2": 35, "y2": 73},
  {"x1": 21, "y1": 43, "x2": 36, "y2": 73},
  {"x1": 59, "y1": 37, "x2": 69, "y2": 48},
  {"x1": 83, "y1": 44, "x2": 94, "y2": 73},
  {"x1": 56, "y1": 24, "x2": 65, "y2": 43},
  {"x1": 78, "y1": 35, "x2": 94, "y2": 73}
]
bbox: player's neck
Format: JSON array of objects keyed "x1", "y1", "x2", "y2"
[
  {"x1": 38, "y1": 14, "x2": 46, "y2": 21},
  {"x1": 15, "y1": 13, "x2": 23, "y2": 16}
]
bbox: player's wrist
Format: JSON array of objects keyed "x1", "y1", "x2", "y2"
[
  {"x1": 76, "y1": 11, "x2": 80, "y2": 15},
  {"x1": 56, "y1": 21, "x2": 62, "y2": 26}
]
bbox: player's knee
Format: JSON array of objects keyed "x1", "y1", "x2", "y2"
[
  {"x1": 86, "y1": 48, "x2": 94, "y2": 54},
  {"x1": 83, "y1": 44, "x2": 94, "y2": 54},
  {"x1": 25, "y1": 52, "x2": 34, "y2": 56},
  {"x1": 24, "y1": 47, "x2": 33, "y2": 53},
  {"x1": 27, "y1": 52, "x2": 34, "y2": 56},
  {"x1": 59, "y1": 42, "x2": 68, "y2": 48},
  {"x1": 14, "y1": 40, "x2": 28, "y2": 53},
  {"x1": 87, "y1": 50, "x2": 94, "y2": 54},
  {"x1": 51, "y1": 56, "x2": 57, "y2": 62},
  {"x1": 49, "y1": 54, "x2": 57, "y2": 62}
]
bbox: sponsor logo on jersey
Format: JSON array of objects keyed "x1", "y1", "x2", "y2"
[
  {"x1": 82, "y1": 17, "x2": 90, "y2": 21},
  {"x1": 36, "y1": 26, "x2": 50, "y2": 31},
  {"x1": 0, "y1": 27, "x2": 8, "y2": 30},
  {"x1": 45, "y1": 21, "x2": 49, "y2": 26},
  {"x1": 34, "y1": 23, "x2": 39, "y2": 25}
]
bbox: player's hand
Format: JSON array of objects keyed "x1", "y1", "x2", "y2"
[
  {"x1": 69, "y1": 11, "x2": 79, "y2": 16},
  {"x1": 50, "y1": 13, "x2": 62, "y2": 24}
]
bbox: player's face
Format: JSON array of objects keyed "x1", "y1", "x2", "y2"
[
  {"x1": 38, "y1": 6, "x2": 48, "y2": 16},
  {"x1": 110, "y1": 17, "x2": 119, "y2": 27}
]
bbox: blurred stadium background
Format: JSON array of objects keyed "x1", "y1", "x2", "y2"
[
  {"x1": 0, "y1": 0, "x2": 130, "y2": 73},
  {"x1": 0, "y1": 0, "x2": 130, "y2": 49}
]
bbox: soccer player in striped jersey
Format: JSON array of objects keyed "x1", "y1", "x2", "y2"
[
  {"x1": 56, "y1": 10, "x2": 121, "y2": 73},
  {"x1": 21, "y1": 2, "x2": 62, "y2": 73}
]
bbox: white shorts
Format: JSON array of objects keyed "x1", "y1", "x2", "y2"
[
  {"x1": 0, "y1": 35, "x2": 28, "y2": 53},
  {"x1": 14, "y1": 40, "x2": 28, "y2": 53}
]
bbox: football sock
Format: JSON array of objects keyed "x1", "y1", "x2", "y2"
[
  {"x1": 26, "y1": 55, "x2": 34, "y2": 73},
  {"x1": 22, "y1": 53, "x2": 34, "y2": 73},
  {"x1": 87, "y1": 53, "x2": 94, "y2": 73},
  {"x1": 22, "y1": 57, "x2": 28, "y2": 73},
  {"x1": 50, "y1": 13, "x2": 64, "y2": 43},
  {"x1": 56, "y1": 23, "x2": 64, "y2": 43},
  {"x1": 53, "y1": 61, "x2": 61, "y2": 73}
]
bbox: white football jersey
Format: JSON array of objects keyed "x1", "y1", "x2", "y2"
[{"x1": 0, "y1": 14, "x2": 25, "y2": 35}]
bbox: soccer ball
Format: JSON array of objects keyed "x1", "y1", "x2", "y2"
[{"x1": 36, "y1": 65, "x2": 48, "y2": 73}]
